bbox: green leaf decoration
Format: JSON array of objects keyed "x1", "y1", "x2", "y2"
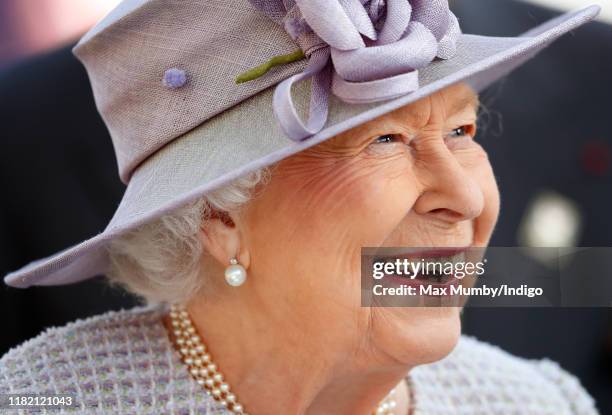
[{"x1": 235, "y1": 49, "x2": 306, "y2": 84}]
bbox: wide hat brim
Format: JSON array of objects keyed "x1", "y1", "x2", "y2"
[{"x1": 4, "y1": 5, "x2": 601, "y2": 288}]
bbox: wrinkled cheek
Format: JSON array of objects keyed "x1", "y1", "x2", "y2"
[
  {"x1": 343, "y1": 166, "x2": 419, "y2": 248},
  {"x1": 246, "y1": 157, "x2": 418, "y2": 284}
]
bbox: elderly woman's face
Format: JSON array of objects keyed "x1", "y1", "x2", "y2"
[{"x1": 223, "y1": 83, "x2": 498, "y2": 366}]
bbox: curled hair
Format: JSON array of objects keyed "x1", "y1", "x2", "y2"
[{"x1": 106, "y1": 169, "x2": 269, "y2": 305}]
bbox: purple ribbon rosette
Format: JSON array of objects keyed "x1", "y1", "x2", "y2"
[{"x1": 247, "y1": 0, "x2": 461, "y2": 141}]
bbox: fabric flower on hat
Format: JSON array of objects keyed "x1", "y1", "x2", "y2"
[{"x1": 246, "y1": 0, "x2": 461, "y2": 140}]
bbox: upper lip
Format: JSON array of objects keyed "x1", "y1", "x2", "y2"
[{"x1": 372, "y1": 246, "x2": 472, "y2": 262}]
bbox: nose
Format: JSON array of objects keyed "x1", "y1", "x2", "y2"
[{"x1": 412, "y1": 146, "x2": 484, "y2": 223}]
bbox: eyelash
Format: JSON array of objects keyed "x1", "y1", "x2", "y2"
[
  {"x1": 373, "y1": 135, "x2": 401, "y2": 144},
  {"x1": 373, "y1": 125, "x2": 473, "y2": 144},
  {"x1": 449, "y1": 126, "x2": 470, "y2": 138}
]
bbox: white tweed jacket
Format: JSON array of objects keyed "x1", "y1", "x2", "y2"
[{"x1": 0, "y1": 305, "x2": 598, "y2": 414}]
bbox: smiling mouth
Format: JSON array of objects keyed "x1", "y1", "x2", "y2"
[{"x1": 372, "y1": 247, "x2": 471, "y2": 286}]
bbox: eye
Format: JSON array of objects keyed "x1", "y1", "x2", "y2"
[
  {"x1": 448, "y1": 125, "x2": 474, "y2": 139},
  {"x1": 373, "y1": 134, "x2": 400, "y2": 144}
]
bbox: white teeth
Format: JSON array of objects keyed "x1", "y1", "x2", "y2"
[
  {"x1": 412, "y1": 252, "x2": 466, "y2": 279},
  {"x1": 421, "y1": 252, "x2": 465, "y2": 268},
  {"x1": 372, "y1": 250, "x2": 468, "y2": 280}
]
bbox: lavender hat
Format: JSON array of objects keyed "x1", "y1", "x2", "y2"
[{"x1": 4, "y1": 0, "x2": 600, "y2": 288}]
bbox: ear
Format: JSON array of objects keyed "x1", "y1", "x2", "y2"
[{"x1": 199, "y1": 211, "x2": 251, "y2": 269}]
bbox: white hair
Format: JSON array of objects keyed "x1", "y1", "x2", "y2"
[{"x1": 106, "y1": 168, "x2": 270, "y2": 305}]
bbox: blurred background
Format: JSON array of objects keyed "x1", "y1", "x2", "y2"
[
  {"x1": 0, "y1": 0, "x2": 611, "y2": 412},
  {"x1": 0, "y1": 0, "x2": 120, "y2": 66}
]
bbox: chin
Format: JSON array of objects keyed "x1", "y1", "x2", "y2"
[{"x1": 375, "y1": 306, "x2": 462, "y2": 367}]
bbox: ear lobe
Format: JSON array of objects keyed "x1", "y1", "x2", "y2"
[{"x1": 199, "y1": 216, "x2": 247, "y2": 269}]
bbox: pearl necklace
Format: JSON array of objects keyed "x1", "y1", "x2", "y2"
[{"x1": 167, "y1": 304, "x2": 397, "y2": 415}]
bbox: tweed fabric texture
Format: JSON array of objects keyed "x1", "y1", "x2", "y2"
[
  {"x1": 0, "y1": 306, "x2": 598, "y2": 414},
  {"x1": 3, "y1": 4, "x2": 601, "y2": 289}
]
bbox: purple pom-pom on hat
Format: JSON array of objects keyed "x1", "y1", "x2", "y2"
[{"x1": 162, "y1": 68, "x2": 187, "y2": 89}]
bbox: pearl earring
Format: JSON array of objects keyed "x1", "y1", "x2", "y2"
[{"x1": 224, "y1": 258, "x2": 247, "y2": 287}]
